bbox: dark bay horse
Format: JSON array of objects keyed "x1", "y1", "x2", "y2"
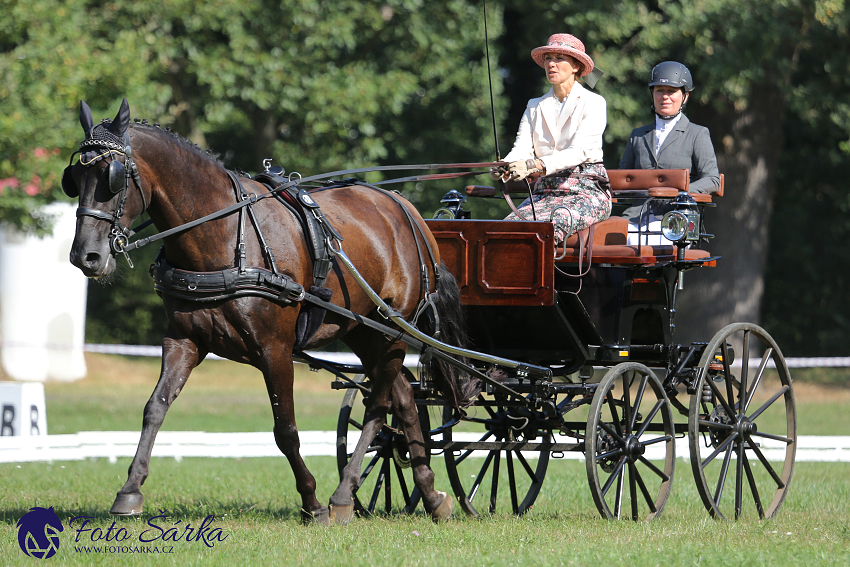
[{"x1": 64, "y1": 98, "x2": 464, "y2": 524}]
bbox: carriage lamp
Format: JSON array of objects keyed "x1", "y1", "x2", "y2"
[
  {"x1": 660, "y1": 192, "x2": 701, "y2": 245},
  {"x1": 661, "y1": 192, "x2": 701, "y2": 290},
  {"x1": 434, "y1": 189, "x2": 470, "y2": 219}
]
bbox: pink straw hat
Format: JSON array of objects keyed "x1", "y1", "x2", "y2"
[{"x1": 531, "y1": 33, "x2": 594, "y2": 77}]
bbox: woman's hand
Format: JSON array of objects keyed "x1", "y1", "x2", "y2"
[
  {"x1": 508, "y1": 159, "x2": 542, "y2": 181},
  {"x1": 489, "y1": 165, "x2": 509, "y2": 181}
]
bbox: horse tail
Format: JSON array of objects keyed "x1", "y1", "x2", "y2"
[{"x1": 420, "y1": 263, "x2": 481, "y2": 409}]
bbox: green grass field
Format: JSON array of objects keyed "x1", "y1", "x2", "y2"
[{"x1": 1, "y1": 354, "x2": 849, "y2": 566}]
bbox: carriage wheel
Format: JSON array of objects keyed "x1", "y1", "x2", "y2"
[
  {"x1": 335, "y1": 369, "x2": 430, "y2": 516},
  {"x1": 586, "y1": 362, "x2": 675, "y2": 520},
  {"x1": 442, "y1": 398, "x2": 550, "y2": 517},
  {"x1": 688, "y1": 323, "x2": 797, "y2": 520}
]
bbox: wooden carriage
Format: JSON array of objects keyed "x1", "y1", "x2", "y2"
[{"x1": 335, "y1": 169, "x2": 796, "y2": 521}]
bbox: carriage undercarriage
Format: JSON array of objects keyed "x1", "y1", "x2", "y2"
[{"x1": 329, "y1": 173, "x2": 796, "y2": 522}]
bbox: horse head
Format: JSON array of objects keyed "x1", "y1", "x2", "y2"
[{"x1": 66, "y1": 98, "x2": 149, "y2": 278}]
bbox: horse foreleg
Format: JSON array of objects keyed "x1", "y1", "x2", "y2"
[
  {"x1": 391, "y1": 375, "x2": 453, "y2": 522},
  {"x1": 262, "y1": 357, "x2": 329, "y2": 526},
  {"x1": 110, "y1": 336, "x2": 200, "y2": 515}
]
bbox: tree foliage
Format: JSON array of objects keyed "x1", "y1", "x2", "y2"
[{"x1": 1, "y1": 0, "x2": 847, "y2": 352}]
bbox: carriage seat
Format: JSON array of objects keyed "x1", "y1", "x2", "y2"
[
  {"x1": 608, "y1": 168, "x2": 724, "y2": 203},
  {"x1": 556, "y1": 216, "x2": 714, "y2": 265}
]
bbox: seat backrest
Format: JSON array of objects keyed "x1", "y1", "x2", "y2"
[{"x1": 608, "y1": 169, "x2": 689, "y2": 192}]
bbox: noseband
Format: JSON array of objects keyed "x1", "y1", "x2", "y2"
[{"x1": 64, "y1": 123, "x2": 148, "y2": 266}]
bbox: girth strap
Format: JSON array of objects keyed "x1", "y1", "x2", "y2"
[{"x1": 150, "y1": 256, "x2": 305, "y2": 304}]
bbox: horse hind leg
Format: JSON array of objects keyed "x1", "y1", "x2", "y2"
[
  {"x1": 110, "y1": 335, "x2": 200, "y2": 515},
  {"x1": 391, "y1": 373, "x2": 453, "y2": 522}
]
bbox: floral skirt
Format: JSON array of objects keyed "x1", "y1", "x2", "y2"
[{"x1": 504, "y1": 162, "x2": 611, "y2": 242}]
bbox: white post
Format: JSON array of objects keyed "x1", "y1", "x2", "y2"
[{"x1": 0, "y1": 202, "x2": 88, "y2": 381}]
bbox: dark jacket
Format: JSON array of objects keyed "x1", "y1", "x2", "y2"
[{"x1": 619, "y1": 114, "x2": 720, "y2": 194}]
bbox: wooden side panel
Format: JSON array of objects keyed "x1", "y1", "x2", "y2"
[{"x1": 426, "y1": 220, "x2": 555, "y2": 306}]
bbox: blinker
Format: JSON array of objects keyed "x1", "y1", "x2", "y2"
[
  {"x1": 62, "y1": 165, "x2": 78, "y2": 198},
  {"x1": 108, "y1": 159, "x2": 126, "y2": 194}
]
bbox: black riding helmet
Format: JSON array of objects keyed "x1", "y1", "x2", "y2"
[{"x1": 649, "y1": 61, "x2": 693, "y2": 119}]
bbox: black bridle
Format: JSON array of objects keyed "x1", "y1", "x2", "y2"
[{"x1": 63, "y1": 126, "x2": 149, "y2": 267}]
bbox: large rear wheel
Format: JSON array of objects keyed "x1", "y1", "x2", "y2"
[
  {"x1": 586, "y1": 362, "x2": 676, "y2": 520},
  {"x1": 688, "y1": 323, "x2": 796, "y2": 520}
]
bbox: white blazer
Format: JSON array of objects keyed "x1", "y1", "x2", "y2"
[{"x1": 503, "y1": 83, "x2": 606, "y2": 174}]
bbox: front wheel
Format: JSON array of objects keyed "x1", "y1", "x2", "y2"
[
  {"x1": 586, "y1": 362, "x2": 676, "y2": 520},
  {"x1": 688, "y1": 323, "x2": 797, "y2": 520}
]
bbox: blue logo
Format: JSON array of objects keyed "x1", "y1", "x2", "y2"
[{"x1": 17, "y1": 506, "x2": 64, "y2": 559}]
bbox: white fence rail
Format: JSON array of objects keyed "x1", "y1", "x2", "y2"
[{"x1": 2, "y1": 431, "x2": 848, "y2": 464}]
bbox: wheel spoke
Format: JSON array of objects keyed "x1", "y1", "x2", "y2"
[
  {"x1": 742, "y1": 453, "x2": 765, "y2": 519},
  {"x1": 744, "y1": 348, "x2": 772, "y2": 412},
  {"x1": 739, "y1": 332, "x2": 750, "y2": 417},
  {"x1": 635, "y1": 399, "x2": 665, "y2": 437},
  {"x1": 601, "y1": 456, "x2": 627, "y2": 498},
  {"x1": 628, "y1": 461, "x2": 639, "y2": 520},
  {"x1": 453, "y1": 430, "x2": 494, "y2": 467},
  {"x1": 705, "y1": 373, "x2": 737, "y2": 421},
  {"x1": 596, "y1": 447, "x2": 625, "y2": 462},
  {"x1": 348, "y1": 417, "x2": 364, "y2": 430},
  {"x1": 516, "y1": 450, "x2": 539, "y2": 482},
  {"x1": 623, "y1": 372, "x2": 633, "y2": 434},
  {"x1": 637, "y1": 455, "x2": 670, "y2": 482},
  {"x1": 640, "y1": 434, "x2": 673, "y2": 447},
  {"x1": 489, "y1": 452, "x2": 500, "y2": 514},
  {"x1": 469, "y1": 451, "x2": 495, "y2": 503},
  {"x1": 357, "y1": 451, "x2": 383, "y2": 490},
  {"x1": 748, "y1": 385, "x2": 790, "y2": 421},
  {"x1": 607, "y1": 394, "x2": 624, "y2": 437},
  {"x1": 749, "y1": 442, "x2": 786, "y2": 489},
  {"x1": 633, "y1": 461, "x2": 658, "y2": 513},
  {"x1": 751, "y1": 430, "x2": 793, "y2": 444},
  {"x1": 698, "y1": 419, "x2": 734, "y2": 431},
  {"x1": 713, "y1": 443, "x2": 734, "y2": 506},
  {"x1": 614, "y1": 465, "x2": 625, "y2": 519},
  {"x1": 393, "y1": 459, "x2": 412, "y2": 511},
  {"x1": 630, "y1": 374, "x2": 649, "y2": 431},
  {"x1": 599, "y1": 420, "x2": 626, "y2": 445},
  {"x1": 507, "y1": 451, "x2": 519, "y2": 514},
  {"x1": 735, "y1": 437, "x2": 745, "y2": 519},
  {"x1": 722, "y1": 338, "x2": 737, "y2": 418},
  {"x1": 367, "y1": 460, "x2": 387, "y2": 513},
  {"x1": 701, "y1": 432, "x2": 738, "y2": 468}
]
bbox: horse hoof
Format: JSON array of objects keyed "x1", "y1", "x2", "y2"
[
  {"x1": 110, "y1": 492, "x2": 144, "y2": 516},
  {"x1": 328, "y1": 503, "x2": 355, "y2": 525},
  {"x1": 302, "y1": 507, "x2": 331, "y2": 527},
  {"x1": 430, "y1": 491, "x2": 453, "y2": 523}
]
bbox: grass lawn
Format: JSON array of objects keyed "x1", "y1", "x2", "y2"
[{"x1": 1, "y1": 354, "x2": 849, "y2": 565}]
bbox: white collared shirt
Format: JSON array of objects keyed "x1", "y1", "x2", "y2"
[{"x1": 655, "y1": 113, "x2": 682, "y2": 155}]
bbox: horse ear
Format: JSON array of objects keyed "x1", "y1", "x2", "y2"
[
  {"x1": 108, "y1": 98, "x2": 131, "y2": 137},
  {"x1": 79, "y1": 100, "x2": 94, "y2": 135}
]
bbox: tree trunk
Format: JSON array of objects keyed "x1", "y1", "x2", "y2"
[{"x1": 672, "y1": 84, "x2": 786, "y2": 345}]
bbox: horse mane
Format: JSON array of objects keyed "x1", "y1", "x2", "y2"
[{"x1": 128, "y1": 119, "x2": 225, "y2": 168}]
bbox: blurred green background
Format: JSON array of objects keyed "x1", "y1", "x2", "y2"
[{"x1": 2, "y1": 0, "x2": 848, "y2": 356}]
